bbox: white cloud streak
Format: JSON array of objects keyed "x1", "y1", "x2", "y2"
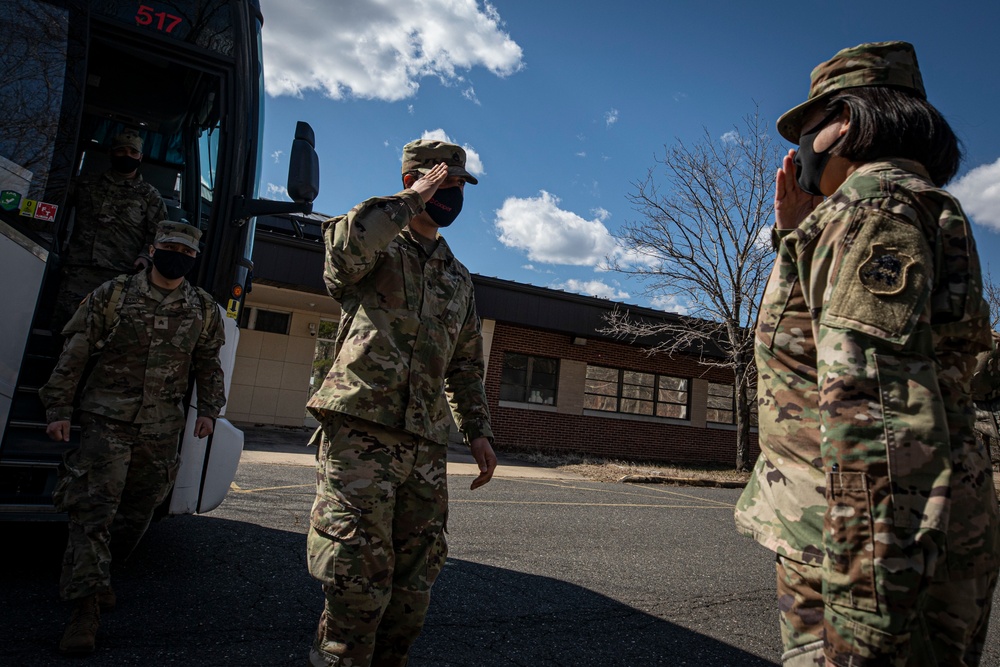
[
  {"x1": 605, "y1": 108, "x2": 619, "y2": 127},
  {"x1": 494, "y1": 191, "x2": 618, "y2": 266},
  {"x1": 553, "y1": 279, "x2": 629, "y2": 300},
  {"x1": 419, "y1": 128, "x2": 485, "y2": 177},
  {"x1": 949, "y1": 158, "x2": 1000, "y2": 231},
  {"x1": 260, "y1": 0, "x2": 524, "y2": 102},
  {"x1": 265, "y1": 183, "x2": 291, "y2": 200}
]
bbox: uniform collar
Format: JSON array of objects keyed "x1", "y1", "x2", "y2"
[
  {"x1": 851, "y1": 158, "x2": 931, "y2": 182},
  {"x1": 135, "y1": 268, "x2": 193, "y2": 306},
  {"x1": 102, "y1": 169, "x2": 144, "y2": 186}
]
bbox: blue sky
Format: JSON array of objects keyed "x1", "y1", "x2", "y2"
[{"x1": 256, "y1": 0, "x2": 1000, "y2": 311}]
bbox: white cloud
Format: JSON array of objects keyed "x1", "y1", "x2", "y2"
[
  {"x1": 554, "y1": 279, "x2": 629, "y2": 301},
  {"x1": 605, "y1": 108, "x2": 619, "y2": 127},
  {"x1": 673, "y1": 92, "x2": 688, "y2": 102},
  {"x1": 260, "y1": 0, "x2": 523, "y2": 102},
  {"x1": 494, "y1": 191, "x2": 619, "y2": 266},
  {"x1": 419, "y1": 128, "x2": 485, "y2": 176},
  {"x1": 592, "y1": 207, "x2": 610, "y2": 222},
  {"x1": 271, "y1": 150, "x2": 283, "y2": 163},
  {"x1": 650, "y1": 294, "x2": 689, "y2": 315},
  {"x1": 407, "y1": 104, "x2": 415, "y2": 115},
  {"x1": 575, "y1": 151, "x2": 587, "y2": 158},
  {"x1": 265, "y1": 183, "x2": 291, "y2": 200},
  {"x1": 721, "y1": 130, "x2": 740, "y2": 144},
  {"x1": 462, "y1": 86, "x2": 481, "y2": 105},
  {"x1": 949, "y1": 158, "x2": 1000, "y2": 231}
]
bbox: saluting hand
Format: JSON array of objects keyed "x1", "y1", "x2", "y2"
[
  {"x1": 774, "y1": 149, "x2": 823, "y2": 230},
  {"x1": 409, "y1": 162, "x2": 450, "y2": 205}
]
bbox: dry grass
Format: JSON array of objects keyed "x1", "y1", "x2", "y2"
[{"x1": 502, "y1": 448, "x2": 752, "y2": 485}]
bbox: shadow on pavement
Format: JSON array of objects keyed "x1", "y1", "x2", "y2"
[
  {"x1": 421, "y1": 557, "x2": 775, "y2": 666},
  {"x1": 0, "y1": 518, "x2": 775, "y2": 666}
]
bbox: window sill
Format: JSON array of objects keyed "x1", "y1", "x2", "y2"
[
  {"x1": 499, "y1": 400, "x2": 558, "y2": 413},
  {"x1": 582, "y1": 409, "x2": 690, "y2": 426},
  {"x1": 706, "y1": 423, "x2": 759, "y2": 434}
]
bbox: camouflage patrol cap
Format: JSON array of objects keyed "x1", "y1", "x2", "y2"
[
  {"x1": 777, "y1": 41, "x2": 926, "y2": 143},
  {"x1": 111, "y1": 130, "x2": 144, "y2": 153},
  {"x1": 155, "y1": 221, "x2": 202, "y2": 252},
  {"x1": 401, "y1": 139, "x2": 478, "y2": 185}
]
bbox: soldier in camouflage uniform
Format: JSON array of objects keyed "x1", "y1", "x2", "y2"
[
  {"x1": 734, "y1": 41, "x2": 1000, "y2": 666},
  {"x1": 305, "y1": 141, "x2": 498, "y2": 667},
  {"x1": 53, "y1": 130, "x2": 168, "y2": 330},
  {"x1": 40, "y1": 221, "x2": 226, "y2": 655}
]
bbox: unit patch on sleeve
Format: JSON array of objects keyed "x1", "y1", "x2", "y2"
[{"x1": 857, "y1": 244, "x2": 914, "y2": 296}]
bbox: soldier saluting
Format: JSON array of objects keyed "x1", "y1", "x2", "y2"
[
  {"x1": 305, "y1": 140, "x2": 497, "y2": 666},
  {"x1": 40, "y1": 221, "x2": 226, "y2": 655},
  {"x1": 735, "y1": 41, "x2": 1000, "y2": 666}
]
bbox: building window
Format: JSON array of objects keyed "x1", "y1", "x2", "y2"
[
  {"x1": 584, "y1": 365, "x2": 689, "y2": 419},
  {"x1": 500, "y1": 353, "x2": 559, "y2": 405},
  {"x1": 706, "y1": 382, "x2": 734, "y2": 424},
  {"x1": 241, "y1": 307, "x2": 291, "y2": 335}
]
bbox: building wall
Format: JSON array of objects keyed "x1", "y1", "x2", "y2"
[
  {"x1": 226, "y1": 283, "x2": 338, "y2": 427},
  {"x1": 484, "y1": 321, "x2": 760, "y2": 465}
]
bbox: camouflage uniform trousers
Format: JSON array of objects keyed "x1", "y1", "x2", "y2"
[
  {"x1": 52, "y1": 265, "x2": 123, "y2": 334},
  {"x1": 307, "y1": 412, "x2": 448, "y2": 667},
  {"x1": 55, "y1": 411, "x2": 182, "y2": 601},
  {"x1": 776, "y1": 555, "x2": 998, "y2": 666}
]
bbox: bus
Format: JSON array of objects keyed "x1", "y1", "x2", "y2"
[{"x1": 0, "y1": 0, "x2": 318, "y2": 519}]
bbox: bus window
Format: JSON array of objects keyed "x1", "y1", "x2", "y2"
[
  {"x1": 200, "y1": 127, "x2": 220, "y2": 206},
  {"x1": 0, "y1": 2, "x2": 72, "y2": 206}
]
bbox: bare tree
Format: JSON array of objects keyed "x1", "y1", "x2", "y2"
[
  {"x1": 983, "y1": 265, "x2": 1000, "y2": 332},
  {"x1": 604, "y1": 107, "x2": 780, "y2": 471}
]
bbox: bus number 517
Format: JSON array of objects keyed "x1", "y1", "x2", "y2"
[{"x1": 136, "y1": 4, "x2": 183, "y2": 33}]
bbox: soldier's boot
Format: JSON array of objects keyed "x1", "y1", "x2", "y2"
[
  {"x1": 97, "y1": 586, "x2": 116, "y2": 612},
  {"x1": 59, "y1": 594, "x2": 100, "y2": 655}
]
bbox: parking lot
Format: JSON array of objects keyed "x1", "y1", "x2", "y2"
[{"x1": 3, "y1": 426, "x2": 1000, "y2": 666}]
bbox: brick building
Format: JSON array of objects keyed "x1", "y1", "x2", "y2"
[{"x1": 236, "y1": 212, "x2": 758, "y2": 466}]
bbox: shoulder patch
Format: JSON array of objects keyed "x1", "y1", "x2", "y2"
[
  {"x1": 822, "y1": 211, "x2": 931, "y2": 343},
  {"x1": 857, "y1": 244, "x2": 915, "y2": 296}
]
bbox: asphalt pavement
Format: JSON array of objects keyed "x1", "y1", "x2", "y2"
[{"x1": 3, "y1": 425, "x2": 1000, "y2": 666}]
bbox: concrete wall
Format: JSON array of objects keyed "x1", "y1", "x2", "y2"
[{"x1": 226, "y1": 283, "x2": 338, "y2": 427}]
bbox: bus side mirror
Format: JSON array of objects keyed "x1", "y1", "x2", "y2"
[
  {"x1": 231, "y1": 121, "x2": 321, "y2": 221},
  {"x1": 287, "y1": 121, "x2": 319, "y2": 205}
]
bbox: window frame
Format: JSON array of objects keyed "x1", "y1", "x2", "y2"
[
  {"x1": 584, "y1": 365, "x2": 690, "y2": 420},
  {"x1": 241, "y1": 306, "x2": 291, "y2": 335},
  {"x1": 499, "y1": 353, "x2": 559, "y2": 406},
  {"x1": 706, "y1": 381, "x2": 735, "y2": 424}
]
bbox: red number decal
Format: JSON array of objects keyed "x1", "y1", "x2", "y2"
[
  {"x1": 135, "y1": 4, "x2": 153, "y2": 25},
  {"x1": 164, "y1": 14, "x2": 183, "y2": 33},
  {"x1": 135, "y1": 4, "x2": 184, "y2": 33}
]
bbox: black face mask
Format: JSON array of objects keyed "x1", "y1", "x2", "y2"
[
  {"x1": 110, "y1": 154, "x2": 142, "y2": 175},
  {"x1": 794, "y1": 108, "x2": 844, "y2": 196},
  {"x1": 153, "y1": 249, "x2": 196, "y2": 280},
  {"x1": 425, "y1": 186, "x2": 463, "y2": 227}
]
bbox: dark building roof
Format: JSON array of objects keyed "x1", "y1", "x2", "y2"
[{"x1": 250, "y1": 212, "x2": 723, "y2": 355}]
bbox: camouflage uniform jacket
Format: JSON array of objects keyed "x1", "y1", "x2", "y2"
[
  {"x1": 40, "y1": 269, "x2": 227, "y2": 430},
  {"x1": 64, "y1": 170, "x2": 167, "y2": 271},
  {"x1": 305, "y1": 189, "x2": 493, "y2": 446},
  {"x1": 735, "y1": 159, "x2": 1000, "y2": 618}
]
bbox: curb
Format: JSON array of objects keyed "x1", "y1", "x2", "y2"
[{"x1": 619, "y1": 474, "x2": 747, "y2": 489}]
